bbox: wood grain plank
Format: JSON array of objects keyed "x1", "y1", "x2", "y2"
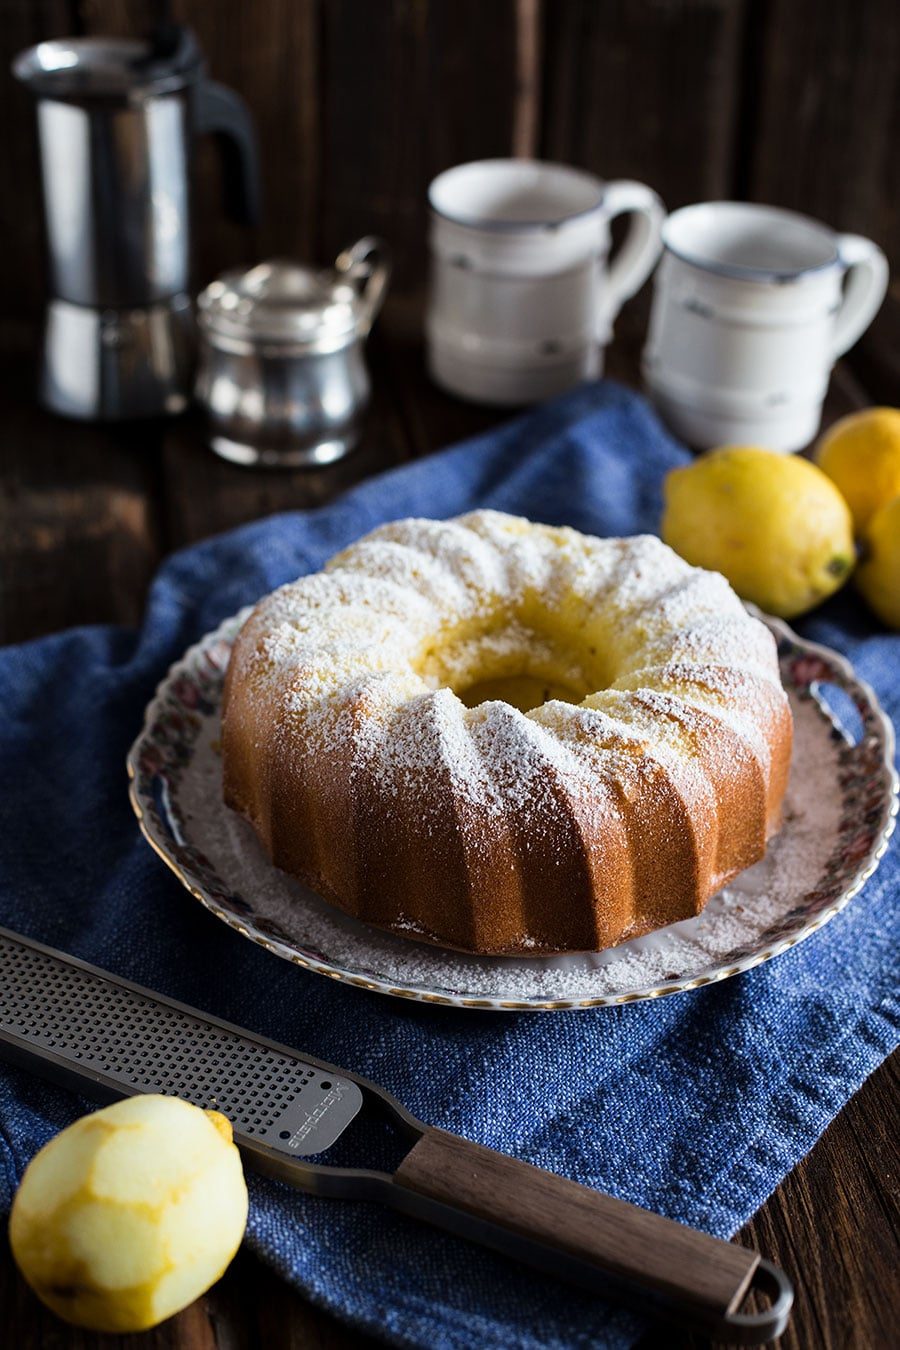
[
  {"x1": 748, "y1": 0, "x2": 900, "y2": 402},
  {"x1": 377, "y1": 294, "x2": 519, "y2": 457},
  {"x1": 0, "y1": 323, "x2": 165, "y2": 644},
  {"x1": 1, "y1": 0, "x2": 73, "y2": 322},
  {"x1": 512, "y1": 0, "x2": 543, "y2": 159},
  {"x1": 174, "y1": 0, "x2": 321, "y2": 285},
  {"x1": 317, "y1": 0, "x2": 522, "y2": 292},
  {"x1": 749, "y1": 0, "x2": 898, "y2": 245},
  {"x1": 851, "y1": 289, "x2": 900, "y2": 407},
  {"x1": 539, "y1": 0, "x2": 746, "y2": 361},
  {"x1": 541, "y1": 0, "x2": 745, "y2": 209},
  {"x1": 75, "y1": 0, "x2": 160, "y2": 34}
]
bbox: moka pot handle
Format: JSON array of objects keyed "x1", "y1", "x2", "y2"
[{"x1": 195, "y1": 78, "x2": 262, "y2": 228}]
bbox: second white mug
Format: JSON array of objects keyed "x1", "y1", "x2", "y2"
[
  {"x1": 426, "y1": 159, "x2": 664, "y2": 406},
  {"x1": 642, "y1": 201, "x2": 889, "y2": 452}
]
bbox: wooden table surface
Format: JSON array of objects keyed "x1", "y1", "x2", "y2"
[{"x1": 0, "y1": 305, "x2": 897, "y2": 1349}]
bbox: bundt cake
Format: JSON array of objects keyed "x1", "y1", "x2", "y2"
[{"x1": 222, "y1": 510, "x2": 792, "y2": 955}]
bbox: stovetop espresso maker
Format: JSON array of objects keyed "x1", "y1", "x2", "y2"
[{"x1": 14, "y1": 25, "x2": 260, "y2": 420}]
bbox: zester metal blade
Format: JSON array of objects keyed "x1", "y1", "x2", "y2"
[{"x1": 0, "y1": 927, "x2": 362, "y2": 1159}]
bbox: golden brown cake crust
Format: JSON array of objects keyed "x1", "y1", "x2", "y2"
[{"x1": 222, "y1": 511, "x2": 793, "y2": 956}]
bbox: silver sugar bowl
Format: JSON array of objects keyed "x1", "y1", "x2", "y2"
[{"x1": 196, "y1": 238, "x2": 389, "y2": 467}]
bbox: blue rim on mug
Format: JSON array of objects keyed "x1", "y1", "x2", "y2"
[
  {"x1": 428, "y1": 159, "x2": 607, "y2": 233},
  {"x1": 661, "y1": 201, "x2": 843, "y2": 284}
]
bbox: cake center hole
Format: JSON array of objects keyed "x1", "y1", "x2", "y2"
[
  {"x1": 418, "y1": 615, "x2": 601, "y2": 714},
  {"x1": 457, "y1": 673, "x2": 583, "y2": 714}
]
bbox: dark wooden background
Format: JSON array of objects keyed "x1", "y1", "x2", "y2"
[
  {"x1": 2, "y1": 0, "x2": 899, "y2": 642},
  {"x1": 4, "y1": 0, "x2": 899, "y2": 359},
  {"x1": 1, "y1": 2, "x2": 898, "y2": 1348},
  {"x1": 2, "y1": 0, "x2": 899, "y2": 641}
]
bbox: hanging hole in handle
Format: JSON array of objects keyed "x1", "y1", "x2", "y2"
[
  {"x1": 600, "y1": 215, "x2": 630, "y2": 331},
  {"x1": 722, "y1": 1258, "x2": 794, "y2": 1345},
  {"x1": 608, "y1": 212, "x2": 629, "y2": 260},
  {"x1": 809, "y1": 681, "x2": 865, "y2": 747},
  {"x1": 334, "y1": 237, "x2": 391, "y2": 336}
]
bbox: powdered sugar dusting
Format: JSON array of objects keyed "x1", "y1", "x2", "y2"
[{"x1": 227, "y1": 510, "x2": 784, "y2": 841}]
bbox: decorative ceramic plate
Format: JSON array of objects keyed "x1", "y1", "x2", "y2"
[{"x1": 127, "y1": 609, "x2": 897, "y2": 1011}]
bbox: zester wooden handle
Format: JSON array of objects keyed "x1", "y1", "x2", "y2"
[{"x1": 394, "y1": 1128, "x2": 758, "y2": 1320}]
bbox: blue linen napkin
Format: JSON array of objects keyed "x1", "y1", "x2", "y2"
[{"x1": 0, "y1": 380, "x2": 897, "y2": 1349}]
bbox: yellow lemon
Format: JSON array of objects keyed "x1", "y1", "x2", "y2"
[
  {"x1": 856, "y1": 495, "x2": 900, "y2": 629},
  {"x1": 662, "y1": 446, "x2": 855, "y2": 618},
  {"x1": 815, "y1": 407, "x2": 900, "y2": 532},
  {"x1": 9, "y1": 1095, "x2": 248, "y2": 1332}
]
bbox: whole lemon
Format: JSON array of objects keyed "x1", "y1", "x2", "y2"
[
  {"x1": 10, "y1": 1095, "x2": 248, "y2": 1332},
  {"x1": 856, "y1": 495, "x2": 900, "y2": 629},
  {"x1": 662, "y1": 446, "x2": 855, "y2": 618},
  {"x1": 815, "y1": 407, "x2": 900, "y2": 532}
]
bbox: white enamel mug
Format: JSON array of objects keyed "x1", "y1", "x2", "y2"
[
  {"x1": 642, "y1": 201, "x2": 889, "y2": 452},
  {"x1": 426, "y1": 159, "x2": 664, "y2": 405}
]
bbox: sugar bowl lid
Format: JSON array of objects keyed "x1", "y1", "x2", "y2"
[{"x1": 197, "y1": 240, "x2": 390, "y2": 353}]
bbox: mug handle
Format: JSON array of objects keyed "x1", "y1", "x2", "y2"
[
  {"x1": 831, "y1": 234, "x2": 889, "y2": 359},
  {"x1": 602, "y1": 180, "x2": 666, "y2": 321}
]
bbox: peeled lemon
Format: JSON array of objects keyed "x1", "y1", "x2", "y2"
[
  {"x1": 662, "y1": 446, "x2": 855, "y2": 618},
  {"x1": 856, "y1": 495, "x2": 900, "y2": 629},
  {"x1": 815, "y1": 407, "x2": 900, "y2": 533},
  {"x1": 9, "y1": 1095, "x2": 248, "y2": 1332}
]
